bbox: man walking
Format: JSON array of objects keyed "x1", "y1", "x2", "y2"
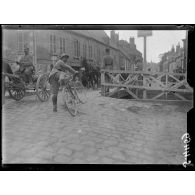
[
  {"x1": 49, "y1": 54, "x2": 78, "y2": 112},
  {"x1": 101, "y1": 48, "x2": 113, "y2": 93}
]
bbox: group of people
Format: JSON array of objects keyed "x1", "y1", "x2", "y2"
[{"x1": 5, "y1": 46, "x2": 114, "y2": 112}]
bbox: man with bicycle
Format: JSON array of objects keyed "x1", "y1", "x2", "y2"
[{"x1": 49, "y1": 53, "x2": 78, "y2": 112}]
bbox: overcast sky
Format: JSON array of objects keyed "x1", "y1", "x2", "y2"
[{"x1": 105, "y1": 30, "x2": 186, "y2": 63}]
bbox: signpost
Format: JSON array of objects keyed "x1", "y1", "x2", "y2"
[
  {"x1": 137, "y1": 30, "x2": 152, "y2": 99},
  {"x1": 137, "y1": 30, "x2": 152, "y2": 71}
]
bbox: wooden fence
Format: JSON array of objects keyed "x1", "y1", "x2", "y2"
[{"x1": 101, "y1": 69, "x2": 193, "y2": 101}]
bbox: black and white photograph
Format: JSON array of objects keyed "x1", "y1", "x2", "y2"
[{"x1": 1, "y1": 25, "x2": 194, "y2": 169}]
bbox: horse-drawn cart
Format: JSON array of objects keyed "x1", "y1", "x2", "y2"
[{"x1": 3, "y1": 71, "x2": 50, "y2": 102}]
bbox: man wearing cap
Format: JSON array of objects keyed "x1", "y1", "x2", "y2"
[
  {"x1": 18, "y1": 46, "x2": 34, "y2": 83},
  {"x1": 101, "y1": 48, "x2": 113, "y2": 93},
  {"x1": 49, "y1": 54, "x2": 78, "y2": 112}
]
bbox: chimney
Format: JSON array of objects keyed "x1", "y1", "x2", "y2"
[
  {"x1": 129, "y1": 37, "x2": 136, "y2": 49},
  {"x1": 171, "y1": 45, "x2": 175, "y2": 53},
  {"x1": 176, "y1": 43, "x2": 180, "y2": 53},
  {"x1": 110, "y1": 30, "x2": 115, "y2": 42},
  {"x1": 129, "y1": 37, "x2": 135, "y2": 45}
]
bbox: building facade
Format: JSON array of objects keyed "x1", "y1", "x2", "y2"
[
  {"x1": 109, "y1": 30, "x2": 143, "y2": 71},
  {"x1": 158, "y1": 39, "x2": 186, "y2": 73},
  {"x1": 3, "y1": 29, "x2": 142, "y2": 72}
]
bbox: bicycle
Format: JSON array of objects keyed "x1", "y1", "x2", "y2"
[{"x1": 62, "y1": 74, "x2": 87, "y2": 116}]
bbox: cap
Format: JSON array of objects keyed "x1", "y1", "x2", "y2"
[
  {"x1": 60, "y1": 53, "x2": 69, "y2": 59},
  {"x1": 24, "y1": 47, "x2": 29, "y2": 51}
]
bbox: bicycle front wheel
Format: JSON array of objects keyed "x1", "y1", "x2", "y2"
[
  {"x1": 63, "y1": 87, "x2": 78, "y2": 116},
  {"x1": 73, "y1": 81, "x2": 87, "y2": 104}
]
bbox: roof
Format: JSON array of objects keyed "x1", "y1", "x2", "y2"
[
  {"x1": 69, "y1": 30, "x2": 136, "y2": 62},
  {"x1": 118, "y1": 40, "x2": 142, "y2": 57},
  {"x1": 70, "y1": 30, "x2": 109, "y2": 44}
]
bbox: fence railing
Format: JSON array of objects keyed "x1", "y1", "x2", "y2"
[{"x1": 101, "y1": 69, "x2": 193, "y2": 101}]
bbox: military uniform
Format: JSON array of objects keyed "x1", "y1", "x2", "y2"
[
  {"x1": 49, "y1": 59, "x2": 76, "y2": 95},
  {"x1": 102, "y1": 55, "x2": 114, "y2": 71},
  {"x1": 49, "y1": 57, "x2": 77, "y2": 112},
  {"x1": 101, "y1": 54, "x2": 113, "y2": 93},
  {"x1": 19, "y1": 54, "x2": 34, "y2": 83}
]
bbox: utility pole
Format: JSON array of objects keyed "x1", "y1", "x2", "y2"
[
  {"x1": 144, "y1": 36, "x2": 147, "y2": 69},
  {"x1": 33, "y1": 30, "x2": 37, "y2": 70},
  {"x1": 137, "y1": 30, "x2": 152, "y2": 99},
  {"x1": 137, "y1": 30, "x2": 152, "y2": 71}
]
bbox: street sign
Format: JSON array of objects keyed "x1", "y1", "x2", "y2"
[{"x1": 137, "y1": 30, "x2": 152, "y2": 37}]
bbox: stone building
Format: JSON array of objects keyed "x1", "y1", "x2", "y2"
[
  {"x1": 2, "y1": 29, "x2": 133, "y2": 72},
  {"x1": 109, "y1": 30, "x2": 143, "y2": 70},
  {"x1": 146, "y1": 61, "x2": 159, "y2": 72},
  {"x1": 158, "y1": 40, "x2": 186, "y2": 73}
]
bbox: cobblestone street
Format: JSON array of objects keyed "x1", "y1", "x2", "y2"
[{"x1": 2, "y1": 90, "x2": 191, "y2": 164}]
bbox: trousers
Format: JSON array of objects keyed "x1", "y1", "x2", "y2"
[{"x1": 49, "y1": 71, "x2": 71, "y2": 95}]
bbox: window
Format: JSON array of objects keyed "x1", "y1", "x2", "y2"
[
  {"x1": 89, "y1": 45, "x2": 92, "y2": 59},
  {"x1": 17, "y1": 31, "x2": 24, "y2": 53},
  {"x1": 63, "y1": 38, "x2": 66, "y2": 53},
  {"x1": 53, "y1": 36, "x2": 56, "y2": 53},
  {"x1": 97, "y1": 48, "x2": 101, "y2": 62},
  {"x1": 60, "y1": 38, "x2": 66, "y2": 54},
  {"x1": 50, "y1": 35, "x2": 57, "y2": 54},
  {"x1": 60, "y1": 37, "x2": 63, "y2": 53},
  {"x1": 74, "y1": 40, "x2": 80, "y2": 57},
  {"x1": 83, "y1": 44, "x2": 87, "y2": 58}
]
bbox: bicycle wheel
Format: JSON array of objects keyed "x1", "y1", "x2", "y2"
[
  {"x1": 63, "y1": 86, "x2": 78, "y2": 116},
  {"x1": 73, "y1": 81, "x2": 87, "y2": 104},
  {"x1": 36, "y1": 73, "x2": 50, "y2": 102}
]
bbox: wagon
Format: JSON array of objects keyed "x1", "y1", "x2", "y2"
[{"x1": 3, "y1": 70, "x2": 50, "y2": 102}]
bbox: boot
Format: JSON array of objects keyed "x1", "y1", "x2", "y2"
[{"x1": 52, "y1": 95, "x2": 57, "y2": 112}]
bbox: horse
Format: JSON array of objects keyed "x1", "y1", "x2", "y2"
[{"x1": 80, "y1": 58, "x2": 101, "y2": 89}]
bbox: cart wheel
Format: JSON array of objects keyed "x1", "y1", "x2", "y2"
[
  {"x1": 8, "y1": 87, "x2": 25, "y2": 101},
  {"x1": 36, "y1": 73, "x2": 50, "y2": 102}
]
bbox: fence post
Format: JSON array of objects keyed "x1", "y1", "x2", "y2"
[
  {"x1": 143, "y1": 73, "x2": 147, "y2": 99},
  {"x1": 101, "y1": 70, "x2": 106, "y2": 96}
]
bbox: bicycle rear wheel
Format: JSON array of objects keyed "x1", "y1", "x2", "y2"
[{"x1": 63, "y1": 86, "x2": 78, "y2": 116}]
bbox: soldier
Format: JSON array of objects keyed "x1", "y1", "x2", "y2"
[
  {"x1": 49, "y1": 54, "x2": 78, "y2": 112},
  {"x1": 101, "y1": 48, "x2": 113, "y2": 93},
  {"x1": 18, "y1": 46, "x2": 35, "y2": 83}
]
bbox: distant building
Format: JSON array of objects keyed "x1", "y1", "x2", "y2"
[
  {"x1": 147, "y1": 61, "x2": 159, "y2": 72},
  {"x1": 158, "y1": 40, "x2": 186, "y2": 73},
  {"x1": 109, "y1": 30, "x2": 143, "y2": 70}
]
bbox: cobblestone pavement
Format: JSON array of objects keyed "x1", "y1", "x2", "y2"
[{"x1": 2, "y1": 90, "x2": 192, "y2": 164}]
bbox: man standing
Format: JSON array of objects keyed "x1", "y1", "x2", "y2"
[
  {"x1": 18, "y1": 46, "x2": 34, "y2": 83},
  {"x1": 49, "y1": 54, "x2": 78, "y2": 112},
  {"x1": 101, "y1": 48, "x2": 113, "y2": 93}
]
